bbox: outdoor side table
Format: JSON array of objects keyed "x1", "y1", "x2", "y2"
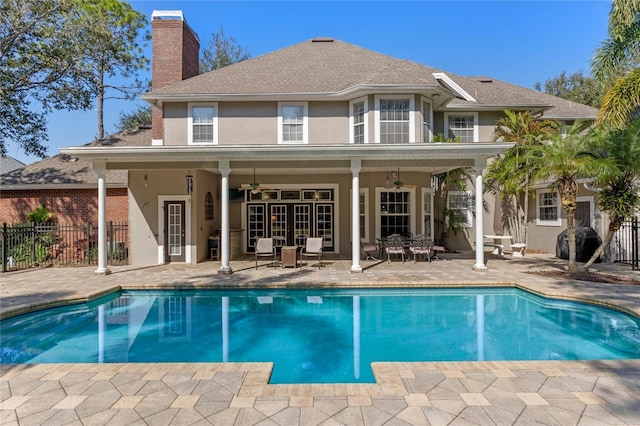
[{"x1": 281, "y1": 246, "x2": 298, "y2": 268}]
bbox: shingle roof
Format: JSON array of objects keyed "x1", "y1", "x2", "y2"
[
  {"x1": 0, "y1": 156, "x2": 25, "y2": 174},
  {"x1": 448, "y1": 75, "x2": 599, "y2": 119},
  {"x1": 1, "y1": 126, "x2": 151, "y2": 187},
  {"x1": 146, "y1": 38, "x2": 443, "y2": 96},
  {"x1": 144, "y1": 37, "x2": 598, "y2": 120}
]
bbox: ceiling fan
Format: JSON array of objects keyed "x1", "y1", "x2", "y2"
[
  {"x1": 387, "y1": 168, "x2": 416, "y2": 190},
  {"x1": 239, "y1": 169, "x2": 268, "y2": 194}
]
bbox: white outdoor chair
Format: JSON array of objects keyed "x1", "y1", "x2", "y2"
[
  {"x1": 255, "y1": 237, "x2": 276, "y2": 269},
  {"x1": 409, "y1": 234, "x2": 434, "y2": 263},
  {"x1": 385, "y1": 234, "x2": 406, "y2": 263},
  {"x1": 301, "y1": 237, "x2": 323, "y2": 269}
]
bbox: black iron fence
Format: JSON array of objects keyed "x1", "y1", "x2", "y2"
[
  {"x1": 1, "y1": 222, "x2": 128, "y2": 272},
  {"x1": 612, "y1": 217, "x2": 639, "y2": 270}
]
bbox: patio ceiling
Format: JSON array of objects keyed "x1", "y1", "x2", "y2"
[{"x1": 61, "y1": 143, "x2": 513, "y2": 175}]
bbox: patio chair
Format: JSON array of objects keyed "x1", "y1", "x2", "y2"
[
  {"x1": 361, "y1": 241, "x2": 378, "y2": 261},
  {"x1": 301, "y1": 237, "x2": 323, "y2": 269},
  {"x1": 409, "y1": 234, "x2": 434, "y2": 263},
  {"x1": 385, "y1": 234, "x2": 405, "y2": 263},
  {"x1": 255, "y1": 237, "x2": 276, "y2": 269}
]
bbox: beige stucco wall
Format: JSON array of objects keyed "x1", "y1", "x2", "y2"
[
  {"x1": 219, "y1": 102, "x2": 277, "y2": 144},
  {"x1": 163, "y1": 103, "x2": 188, "y2": 146},
  {"x1": 308, "y1": 102, "x2": 348, "y2": 143}
]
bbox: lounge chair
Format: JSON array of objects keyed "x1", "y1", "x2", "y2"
[
  {"x1": 255, "y1": 237, "x2": 276, "y2": 269},
  {"x1": 301, "y1": 237, "x2": 323, "y2": 269},
  {"x1": 385, "y1": 234, "x2": 405, "y2": 263},
  {"x1": 409, "y1": 234, "x2": 434, "y2": 263},
  {"x1": 361, "y1": 241, "x2": 378, "y2": 260}
]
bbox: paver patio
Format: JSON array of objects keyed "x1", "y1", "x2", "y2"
[{"x1": 1, "y1": 252, "x2": 639, "y2": 425}]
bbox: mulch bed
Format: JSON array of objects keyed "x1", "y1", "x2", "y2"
[{"x1": 528, "y1": 270, "x2": 640, "y2": 285}]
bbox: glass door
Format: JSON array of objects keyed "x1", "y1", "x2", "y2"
[
  {"x1": 247, "y1": 204, "x2": 266, "y2": 251},
  {"x1": 164, "y1": 201, "x2": 185, "y2": 262}
]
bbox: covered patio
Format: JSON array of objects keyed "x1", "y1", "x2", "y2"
[{"x1": 61, "y1": 142, "x2": 513, "y2": 275}]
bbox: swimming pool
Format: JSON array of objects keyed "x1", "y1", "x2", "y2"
[{"x1": 1, "y1": 287, "x2": 639, "y2": 383}]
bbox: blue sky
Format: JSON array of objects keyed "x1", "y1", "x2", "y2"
[{"x1": 8, "y1": 0, "x2": 611, "y2": 165}]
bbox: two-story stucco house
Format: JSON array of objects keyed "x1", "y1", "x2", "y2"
[{"x1": 62, "y1": 10, "x2": 599, "y2": 275}]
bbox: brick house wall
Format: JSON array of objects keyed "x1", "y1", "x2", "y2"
[{"x1": 0, "y1": 188, "x2": 128, "y2": 225}]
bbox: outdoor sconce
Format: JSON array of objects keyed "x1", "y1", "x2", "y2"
[
  {"x1": 185, "y1": 173, "x2": 193, "y2": 194},
  {"x1": 144, "y1": 172, "x2": 148, "y2": 187}
]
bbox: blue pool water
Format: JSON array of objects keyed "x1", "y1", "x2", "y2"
[{"x1": 1, "y1": 288, "x2": 639, "y2": 383}]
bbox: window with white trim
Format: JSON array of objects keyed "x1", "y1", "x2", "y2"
[
  {"x1": 278, "y1": 102, "x2": 308, "y2": 144},
  {"x1": 359, "y1": 189, "x2": 369, "y2": 241},
  {"x1": 350, "y1": 97, "x2": 367, "y2": 144},
  {"x1": 447, "y1": 191, "x2": 473, "y2": 228},
  {"x1": 379, "y1": 190, "x2": 411, "y2": 237},
  {"x1": 444, "y1": 113, "x2": 477, "y2": 142},
  {"x1": 375, "y1": 96, "x2": 414, "y2": 144},
  {"x1": 422, "y1": 188, "x2": 433, "y2": 237},
  {"x1": 188, "y1": 103, "x2": 218, "y2": 144},
  {"x1": 421, "y1": 98, "x2": 432, "y2": 143},
  {"x1": 536, "y1": 189, "x2": 561, "y2": 226}
]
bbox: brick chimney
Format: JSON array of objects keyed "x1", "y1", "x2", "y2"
[{"x1": 150, "y1": 10, "x2": 200, "y2": 144}]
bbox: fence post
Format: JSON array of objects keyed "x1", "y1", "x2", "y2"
[
  {"x1": 633, "y1": 218, "x2": 638, "y2": 271},
  {"x1": 2, "y1": 223, "x2": 6, "y2": 273},
  {"x1": 31, "y1": 222, "x2": 36, "y2": 266},
  {"x1": 108, "y1": 221, "x2": 113, "y2": 265},
  {"x1": 87, "y1": 223, "x2": 91, "y2": 264}
]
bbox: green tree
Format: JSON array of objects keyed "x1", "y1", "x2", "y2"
[
  {"x1": 200, "y1": 26, "x2": 250, "y2": 73},
  {"x1": 485, "y1": 110, "x2": 560, "y2": 244},
  {"x1": 534, "y1": 70, "x2": 603, "y2": 108},
  {"x1": 527, "y1": 122, "x2": 597, "y2": 273},
  {"x1": 0, "y1": 0, "x2": 93, "y2": 157},
  {"x1": 582, "y1": 119, "x2": 640, "y2": 269},
  {"x1": 591, "y1": 0, "x2": 640, "y2": 126},
  {"x1": 1, "y1": 0, "x2": 149, "y2": 155},
  {"x1": 74, "y1": 0, "x2": 149, "y2": 139},
  {"x1": 114, "y1": 104, "x2": 151, "y2": 132}
]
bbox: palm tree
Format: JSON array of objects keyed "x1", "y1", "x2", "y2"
[
  {"x1": 591, "y1": 0, "x2": 640, "y2": 127},
  {"x1": 582, "y1": 119, "x2": 640, "y2": 269},
  {"x1": 485, "y1": 111, "x2": 559, "y2": 244},
  {"x1": 527, "y1": 122, "x2": 595, "y2": 273}
]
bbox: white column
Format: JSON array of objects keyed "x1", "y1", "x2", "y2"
[
  {"x1": 218, "y1": 160, "x2": 233, "y2": 274},
  {"x1": 473, "y1": 159, "x2": 487, "y2": 271},
  {"x1": 94, "y1": 161, "x2": 111, "y2": 275},
  {"x1": 351, "y1": 158, "x2": 362, "y2": 273}
]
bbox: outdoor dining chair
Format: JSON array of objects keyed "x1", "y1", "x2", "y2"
[
  {"x1": 385, "y1": 234, "x2": 406, "y2": 263},
  {"x1": 409, "y1": 233, "x2": 434, "y2": 263},
  {"x1": 255, "y1": 237, "x2": 276, "y2": 269},
  {"x1": 361, "y1": 241, "x2": 379, "y2": 260},
  {"x1": 301, "y1": 237, "x2": 323, "y2": 269}
]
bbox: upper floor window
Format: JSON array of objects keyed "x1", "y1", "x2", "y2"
[
  {"x1": 444, "y1": 113, "x2": 478, "y2": 142},
  {"x1": 188, "y1": 103, "x2": 218, "y2": 145},
  {"x1": 278, "y1": 102, "x2": 308, "y2": 144},
  {"x1": 350, "y1": 97, "x2": 368, "y2": 144},
  {"x1": 375, "y1": 96, "x2": 415, "y2": 144},
  {"x1": 536, "y1": 189, "x2": 561, "y2": 226},
  {"x1": 422, "y1": 98, "x2": 432, "y2": 143}
]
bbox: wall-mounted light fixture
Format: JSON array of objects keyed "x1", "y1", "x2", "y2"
[
  {"x1": 185, "y1": 171, "x2": 193, "y2": 194},
  {"x1": 144, "y1": 172, "x2": 148, "y2": 187}
]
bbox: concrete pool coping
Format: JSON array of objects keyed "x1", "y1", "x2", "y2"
[{"x1": 2, "y1": 253, "x2": 639, "y2": 425}]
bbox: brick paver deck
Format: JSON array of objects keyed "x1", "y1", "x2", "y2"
[{"x1": 2, "y1": 252, "x2": 639, "y2": 425}]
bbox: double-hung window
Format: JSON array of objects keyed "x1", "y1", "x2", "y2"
[
  {"x1": 375, "y1": 96, "x2": 414, "y2": 144},
  {"x1": 188, "y1": 103, "x2": 218, "y2": 144},
  {"x1": 421, "y1": 98, "x2": 432, "y2": 143},
  {"x1": 350, "y1": 97, "x2": 367, "y2": 144},
  {"x1": 278, "y1": 102, "x2": 308, "y2": 144},
  {"x1": 444, "y1": 113, "x2": 477, "y2": 142},
  {"x1": 447, "y1": 191, "x2": 473, "y2": 228},
  {"x1": 536, "y1": 189, "x2": 561, "y2": 226}
]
